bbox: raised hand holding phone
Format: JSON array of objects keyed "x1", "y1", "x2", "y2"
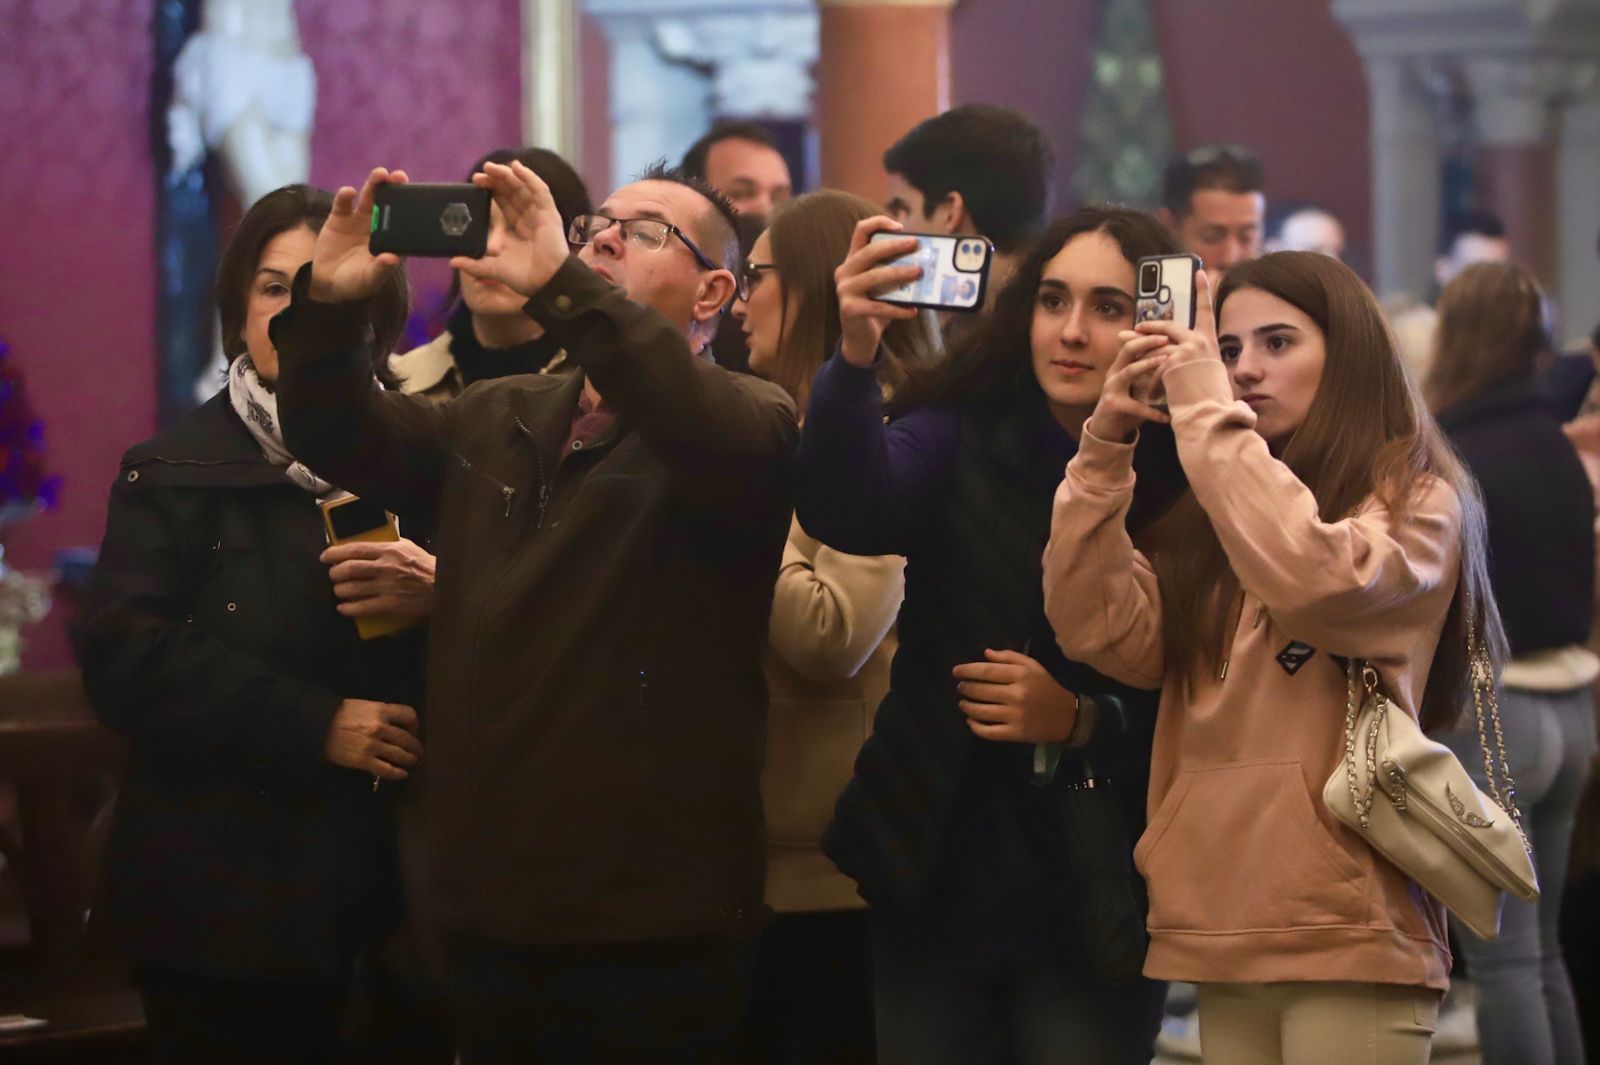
[
  {"x1": 311, "y1": 167, "x2": 408, "y2": 304},
  {"x1": 1084, "y1": 332, "x2": 1172, "y2": 444},
  {"x1": 835, "y1": 216, "x2": 924, "y2": 369},
  {"x1": 450, "y1": 160, "x2": 569, "y2": 300}
]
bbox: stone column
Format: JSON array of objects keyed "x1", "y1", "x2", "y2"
[
  {"x1": 816, "y1": 0, "x2": 955, "y2": 201},
  {"x1": 1467, "y1": 57, "x2": 1560, "y2": 286},
  {"x1": 1365, "y1": 56, "x2": 1442, "y2": 300},
  {"x1": 523, "y1": 0, "x2": 579, "y2": 159},
  {"x1": 1557, "y1": 78, "x2": 1600, "y2": 346},
  {"x1": 589, "y1": 10, "x2": 712, "y2": 190}
]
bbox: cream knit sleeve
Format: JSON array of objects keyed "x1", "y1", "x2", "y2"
[{"x1": 769, "y1": 516, "x2": 905, "y2": 683}]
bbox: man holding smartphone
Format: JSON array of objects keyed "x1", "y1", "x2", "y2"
[{"x1": 271, "y1": 162, "x2": 796, "y2": 1065}]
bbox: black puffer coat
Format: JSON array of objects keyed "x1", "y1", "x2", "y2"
[{"x1": 75, "y1": 393, "x2": 421, "y2": 979}]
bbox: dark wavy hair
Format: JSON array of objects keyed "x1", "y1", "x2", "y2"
[
  {"x1": 888, "y1": 205, "x2": 1178, "y2": 417},
  {"x1": 216, "y1": 184, "x2": 407, "y2": 387}
]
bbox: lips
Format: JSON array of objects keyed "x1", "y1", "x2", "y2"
[
  {"x1": 1051, "y1": 359, "x2": 1092, "y2": 376},
  {"x1": 1241, "y1": 393, "x2": 1270, "y2": 407}
]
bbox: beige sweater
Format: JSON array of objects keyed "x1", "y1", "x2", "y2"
[
  {"x1": 762, "y1": 516, "x2": 903, "y2": 913},
  {"x1": 1043, "y1": 357, "x2": 1456, "y2": 991}
]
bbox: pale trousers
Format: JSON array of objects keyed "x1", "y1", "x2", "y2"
[{"x1": 1196, "y1": 981, "x2": 1441, "y2": 1065}]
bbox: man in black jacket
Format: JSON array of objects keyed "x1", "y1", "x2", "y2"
[{"x1": 273, "y1": 161, "x2": 797, "y2": 1064}]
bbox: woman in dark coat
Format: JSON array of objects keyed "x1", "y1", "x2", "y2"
[
  {"x1": 75, "y1": 184, "x2": 421, "y2": 1065},
  {"x1": 1424, "y1": 261, "x2": 1597, "y2": 1065},
  {"x1": 795, "y1": 206, "x2": 1186, "y2": 1065}
]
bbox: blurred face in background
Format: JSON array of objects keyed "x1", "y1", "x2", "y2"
[
  {"x1": 1436, "y1": 232, "x2": 1510, "y2": 289},
  {"x1": 703, "y1": 137, "x2": 792, "y2": 222},
  {"x1": 1174, "y1": 188, "x2": 1265, "y2": 278},
  {"x1": 1273, "y1": 208, "x2": 1345, "y2": 260}
]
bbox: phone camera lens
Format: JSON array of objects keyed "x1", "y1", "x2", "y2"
[{"x1": 1139, "y1": 262, "x2": 1160, "y2": 294}]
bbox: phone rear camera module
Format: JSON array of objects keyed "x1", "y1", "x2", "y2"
[
  {"x1": 1139, "y1": 262, "x2": 1161, "y2": 295},
  {"x1": 953, "y1": 240, "x2": 987, "y2": 273},
  {"x1": 1157, "y1": 285, "x2": 1172, "y2": 304},
  {"x1": 440, "y1": 202, "x2": 473, "y2": 238}
]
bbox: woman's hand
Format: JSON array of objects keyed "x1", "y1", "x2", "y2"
[
  {"x1": 324, "y1": 699, "x2": 422, "y2": 781},
  {"x1": 835, "y1": 217, "x2": 924, "y2": 369},
  {"x1": 322, "y1": 538, "x2": 436, "y2": 621},
  {"x1": 1083, "y1": 332, "x2": 1172, "y2": 444},
  {"x1": 953, "y1": 649, "x2": 1079, "y2": 743},
  {"x1": 311, "y1": 168, "x2": 408, "y2": 304},
  {"x1": 449, "y1": 160, "x2": 570, "y2": 299}
]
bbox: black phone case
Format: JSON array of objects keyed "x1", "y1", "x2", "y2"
[
  {"x1": 867, "y1": 232, "x2": 993, "y2": 313},
  {"x1": 369, "y1": 183, "x2": 491, "y2": 258}
]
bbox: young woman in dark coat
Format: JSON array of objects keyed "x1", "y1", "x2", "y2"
[
  {"x1": 795, "y1": 206, "x2": 1186, "y2": 1065},
  {"x1": 74, "y1": 185, "x2": 421, "y2": 1065},
  {"x1": 1425, "y1": 261, "x2": 1597, "y2": 1065}
]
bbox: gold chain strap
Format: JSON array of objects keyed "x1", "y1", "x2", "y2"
[
  {"x1": 1466, "y1": 613, "x2": 1530, "y2": 851},
  {"x1": 1343, "y1": 661, "x2": 1385, "y2": 829}
]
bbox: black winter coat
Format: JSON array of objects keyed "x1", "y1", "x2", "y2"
[
  {"x1": 1438, "y1": 378, "x2": 1595, "y2": 657},
  {"x1": 74, "y1": 394, "x2": 421, "y2": 980}
]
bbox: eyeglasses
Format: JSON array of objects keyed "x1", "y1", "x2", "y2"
[
  {"x1": 737, "y1": 262, "x2": 776, "y2": 302},
  {"x1": 567, "y1": 213, "x2": 720, "y2": 272}
]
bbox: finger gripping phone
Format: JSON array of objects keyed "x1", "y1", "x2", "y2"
[
  {"x1": 1135, "y1": 254, "x2": 1201, "y2": 329},
  {"x1": 369, "y1": 183, "x2": 491, "y2": 258},
  {"x1": 318, "y1": 494, "x2": 414, "y2": 640},
  {"x1": 867, "y1": 232, "x2": 993, "y2": 313}
]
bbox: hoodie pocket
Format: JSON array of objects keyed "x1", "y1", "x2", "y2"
[{"x1": 1135, "y1": 760, "x2": 1369, "y2": 933}]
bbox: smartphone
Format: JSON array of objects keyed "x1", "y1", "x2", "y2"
[
  {"x1": 318, "y1": 495, "x2": 415, "y2": 640},
  {"x1": 866, "y1": 232, "x2": 993, "y2": 313},
  {"x1": 1134, "y1": 253, "x2": 1201, "y2": 329},
  {"x1": 369, "y1": 183, "x2": 491, "y2": 259}
]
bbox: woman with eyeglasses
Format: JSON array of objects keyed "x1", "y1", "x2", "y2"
[
  {"x1": 794, "y1": 206, "x2": 1186, "y2": 1065},
  {"x1": 728, "y1": 189, "x2": 940, "y2": 1065}
]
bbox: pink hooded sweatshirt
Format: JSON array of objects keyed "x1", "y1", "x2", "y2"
[{"x1": 1043, "y1": 357, "x2": 1455, "y2": 990}]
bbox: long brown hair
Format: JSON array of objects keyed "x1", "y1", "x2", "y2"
[
  {"x1": 1148, "y1": 252, "x2": 1505, "y2": 731},
  {"x1": 762, "y1": 190, "x2": 940, "y2": 410},
  {"x1": 1424, "y1": 261, "x2": 1548, "y2": 413}
]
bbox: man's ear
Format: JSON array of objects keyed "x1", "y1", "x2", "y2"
[
  {"x1": 692, "y1": 269, "x2": 738, "y2": 324},
  {"x1": 1156, "y1": 206, "x2": 1178, "y2": 230},
  {"x1": 932, "y1": 191, "x2": 966, "y2": 236}
]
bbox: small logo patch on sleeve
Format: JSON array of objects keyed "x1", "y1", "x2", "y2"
[{"x1": 1276, "y1": 641, "x2": 1317, "y2": 676}]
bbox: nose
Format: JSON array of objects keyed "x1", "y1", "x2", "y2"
[
  {"x1": 731, "y1": 292, "x2": 748, "y2": 319},
  {"x1": 1059, "y1": 303, "x2": 1089, "y2": 346},
  {"x1": 485, "y1": 220, "x2": 507, "y2": 257},
  {"x1": 590, "y1": 221, "x2": 624, "y2": 259},
  {"x1": 1232, "y1": 346, "x2": 1265, "y2": 387}
]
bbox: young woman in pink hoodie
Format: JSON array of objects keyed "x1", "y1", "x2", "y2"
[{"x1": 1042, "y1": 251, "x2": 1504, "y2": 1065}]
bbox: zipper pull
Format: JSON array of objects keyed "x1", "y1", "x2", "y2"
[
  {"x1": 1253, "y1": 605, "x2": 1266, "y2": 628},
  {"x1": 1218, "y1": 659, "x2": 1230, "y2": 681},
  {"x1": 537, "y1": 483, "x2": 550, "y2": 528},
  {"x1": 501, "y1": 486, "x2": 514, "y2": 519}
]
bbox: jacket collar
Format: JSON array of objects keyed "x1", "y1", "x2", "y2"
[
  {"x1": 120, "y1": 393, "x2": 299, "y2": 490},
  {"x1": 1436, "y1": 376, "x2": 1544, "y2": 431}
]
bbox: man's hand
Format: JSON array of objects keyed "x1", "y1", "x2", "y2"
[
  {"x1": 322, "y1": 538, "x2": 436, "y2": 621},
  {"x1": 953, "y1": 649, "x2": 1079, "y2": 743},
  {"x1": 311, "y1": 168, "x2": 409, "y2": 304},
  {"x1": 324, "y1": 699, "x2": 422, "y2": 781},
  {"x1": 835, "y1": 217, "x2": 924, "y2": 369},
  {"x1": 450, "y1": 160, "x2": 570, "y2": 299}
]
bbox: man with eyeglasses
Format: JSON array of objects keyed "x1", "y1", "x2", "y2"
[
  {"x1": 271, "y1": 160, "x2": 796, "y2": 1064},
  {"x1": 1158, "y1": 143, "x2": 1266, "y2": 280}
]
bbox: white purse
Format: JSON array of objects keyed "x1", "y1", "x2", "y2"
[{"x1": 1321, "y1": 620, "x2": 1539, "y2": 939}]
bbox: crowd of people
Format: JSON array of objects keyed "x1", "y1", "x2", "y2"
[{"x1": 71, "y1": 104, "x2": 1600, "y2": 1065}]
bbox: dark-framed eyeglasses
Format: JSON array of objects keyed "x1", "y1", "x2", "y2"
[
  {"x1": 737, "y1": 262, "x2": 776, "y2": 302},
  {"x1": 567, "y1": 213, "x2": 720, "y2": 272}
]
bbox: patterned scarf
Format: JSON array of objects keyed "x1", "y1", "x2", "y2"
[{"x1": 226, "y1": 355, "x2": 337, "y2": 498}]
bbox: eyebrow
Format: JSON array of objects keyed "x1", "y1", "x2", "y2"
[
  {"x1": 255, "y1": 267, "x2": 292, "y2": 281},
  {"x1": 1219, "y1": 323, "x2": 1301, "y2": 342},
  {"x1": 1037, "y1": 278, "x2": 1135, "y2": 302},
  {"x1": 597, "y1": 205, "x2": 673, "y2": 225}
]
